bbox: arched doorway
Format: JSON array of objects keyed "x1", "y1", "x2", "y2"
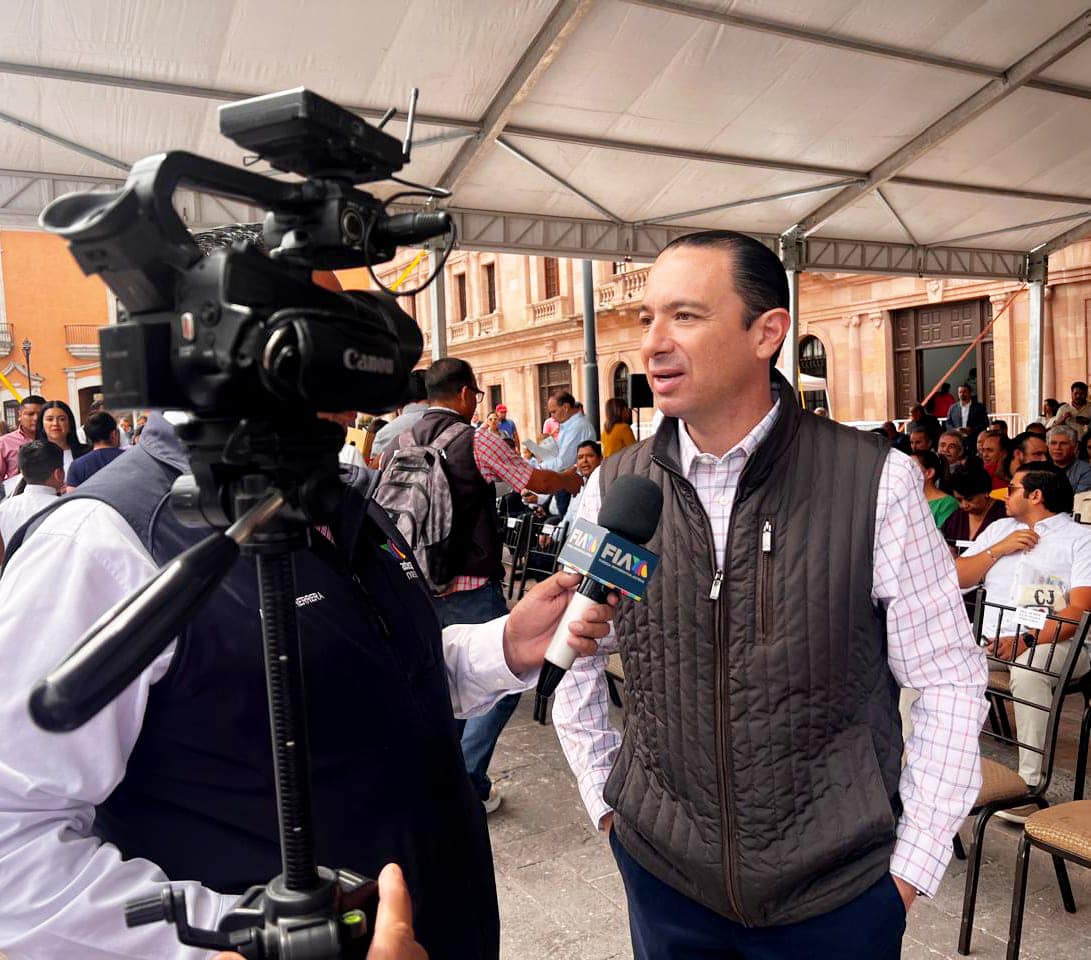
[
  {"x1": 612, "y1": 362, "x2": 630, "y2": 402},
  {"x1": 798, "y1": 336, "x2": 830, "y2": 412}
]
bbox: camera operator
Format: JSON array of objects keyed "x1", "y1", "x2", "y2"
[{"x1": 0, "y1": 412, "x2": 615, "y2": 960}]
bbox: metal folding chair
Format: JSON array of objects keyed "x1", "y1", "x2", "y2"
[
  {"x1": 957, "y1": 587, "x2": 1091, "y2": 955},
  {"x1": 515, "y1": 519, "x2": 567, "y2": 599},
  {"x1": 1006, "y1": 799, "x2": 1091, "y2": 959},
  {"x1": 502, "y1": 514, "x2": 532, "y2": 600}
]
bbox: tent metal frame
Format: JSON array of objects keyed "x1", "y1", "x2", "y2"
[{"x1": 6, "y1": 1, "x2": 1091, "y2": 419}]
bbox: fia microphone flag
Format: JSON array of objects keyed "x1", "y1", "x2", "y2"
[
  {"x1": 556, "y1": 518, "x2": 658, "y2": 601},
  {"x1": 534, "y1": 475, "x2": 663, "y2": 723}
]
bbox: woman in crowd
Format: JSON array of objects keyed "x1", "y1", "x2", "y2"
[
  {"x1": 940, "y1": 463, "x2": 1007, "y2": 552},
  {"x1": 1042, "y1": 397, "x2": 1061, "y2": 429},
  {"x1": 601, "y1": 397, "x2": 637, "y2": 458},
  {"x1": 35, "y1": 400, "x2": 89, "y2": 473},
  {"x1": 1079, "y1": 426, "x2": 1091, "y2": 462},
  {"x1": 912, "y1": 449, "x2": 958, "y2": 529}
]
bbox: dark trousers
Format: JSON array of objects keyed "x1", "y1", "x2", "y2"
[
  {"x1": 610, "y1": 830, "x2": 906, "y2": 960},
  {"x1": 434, "y1": 581, "x2": 520, "y2": 801}
]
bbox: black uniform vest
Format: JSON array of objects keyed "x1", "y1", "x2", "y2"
[
  {"x1": 9, "y1": 429, "x2": 499, "y2": 960},
  {"x1": 601, "y1": 372, "x2": 901, "y2": 928},
  {"x1": 411, "y1": 409, "x2": 503, "y2": 583}
]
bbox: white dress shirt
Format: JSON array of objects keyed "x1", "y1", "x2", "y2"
[
  {"x1": 0, "y1": 498, "x2": 534, "y2": 960},
  {"x1": 552, "y1": 407, "x2": 988, "y2": 900},
  {"x1": 961, "y1": 512, "x2": 1091, "y2": 636},
  {"x1": 0, "y1": 482, "x2": 58, "y2": 544}
]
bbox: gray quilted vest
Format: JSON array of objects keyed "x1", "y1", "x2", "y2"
[{"x1": 602, "y1": 371, "x2": 901, "y2": 927}]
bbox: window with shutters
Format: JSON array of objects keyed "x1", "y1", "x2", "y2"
[
  {"x1": 612, "y1": 362, "x2": 630, "y2": 402},
  {"x1": 543, "y1": 257, "x2": 560, "y2": 299},
  {"x1": 455, "y1": 272, "x2": 468, "y2": 322},
  {"x1": 484, "y1": 262, "x2": 497, "y2": 314},
  {"x1": 538, "y1": 360, "x2": 571, "y2": 425}
]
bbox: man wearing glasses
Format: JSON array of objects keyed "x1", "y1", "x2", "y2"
[
  {"x1": 392, "y1": 357, "x2": 581, "y2": 813},
  {"x1": 955, "y1": 461, "x2": 1091, "y2": 821}
]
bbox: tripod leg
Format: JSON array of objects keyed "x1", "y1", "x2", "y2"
[{"x1": 256, "y1": 551, "x2": 320, "y2": 892}]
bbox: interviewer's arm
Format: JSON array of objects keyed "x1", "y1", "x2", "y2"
[{"x1": 441, "y1": 572, "x2": 612, "y2": 719}]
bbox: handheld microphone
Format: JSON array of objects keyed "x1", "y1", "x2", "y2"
[{"x1": 533, "y1": 474, "x2": 662, "y2": 724}]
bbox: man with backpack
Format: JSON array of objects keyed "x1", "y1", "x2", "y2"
[{"x1": 376, "y1": 357, "x2": 581, "y2": 812}]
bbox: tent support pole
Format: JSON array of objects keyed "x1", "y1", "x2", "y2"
[
  {"x1": 1027, "y1": 254, "x2": 1048, "y2": 426},
  {"x1": 582, "y1": 260, "x2": 601, "y2": 434},
  {"x1": 429, "y1": 245, "x2": 448, "y2": 361},
  {"x1": 779, "y1": 235, "x2": 803, "y2": 397}
]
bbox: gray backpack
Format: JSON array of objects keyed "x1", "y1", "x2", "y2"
[{"x1": 373, "y1": 422, "x2": 469, "y2": 593}]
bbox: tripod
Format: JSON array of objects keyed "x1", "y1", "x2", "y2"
[{"x1": 30, "y1": 418, "x2": 380, "y2": 958}]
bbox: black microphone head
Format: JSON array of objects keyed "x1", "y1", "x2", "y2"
[{"x1": 598, "y1": 475, "x2": 663, "y2": 545}]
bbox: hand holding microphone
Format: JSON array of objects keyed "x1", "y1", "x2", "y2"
[{"x1": 533, "y1": 474, "x2": 663, "y2": 723}]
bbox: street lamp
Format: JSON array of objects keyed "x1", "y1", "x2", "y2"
[{"x1": 21, "y1": 338, "x2": 31, "y2": 395}]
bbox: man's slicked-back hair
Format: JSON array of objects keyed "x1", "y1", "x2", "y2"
[
  {"x1": 660, "y1": 230, "x2": 790, "y2": 329},
  {"x1": 425, "y1": 357, "x2": 476, "y2": 401}
]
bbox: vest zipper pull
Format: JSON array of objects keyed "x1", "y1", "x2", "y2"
[
  {"x1": 761, "y1": 519, "x2": 773, "y2": 553},
  {"x1": 709, "y1": 569, "x2": 724, "y2": 600}
]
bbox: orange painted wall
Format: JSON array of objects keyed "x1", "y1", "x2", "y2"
[{"x1": 0, "y1": 230, "x2": 108, "y2": 403}]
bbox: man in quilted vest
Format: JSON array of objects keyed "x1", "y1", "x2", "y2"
[{"x1": 553, "y1": 230, "x2": 988, "y2": 959}]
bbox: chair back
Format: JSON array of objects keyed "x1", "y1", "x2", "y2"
[
  {"x1": 1074, "y1": 490, "x2": 1091, "y2": 525},
  {"x1": 973, "y1": 586, "x2": 1091, "y2": 796},
  {"x1": 516, "y1": 519, "x2": 568, "y2": 597}
]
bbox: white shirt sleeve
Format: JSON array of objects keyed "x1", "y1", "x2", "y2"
[
  {"x1": 959, "y1": 516, "x2": 1013, "y2": 558},
  {"x1": 0, "y1": 500, "x2": 232, "y2": 960},
  {"x1": 872, "y1": 451, "x2": 990, "y2": 897},
  {"x1": 1070, "y1": 525, "x2": 1091, "y2": 589},
  {"x1": 549, "y1": 467, "x2": 623, "y2": 827},
  {"x1": 442, "y1": 616, "x2": 538, "y2": 719}
]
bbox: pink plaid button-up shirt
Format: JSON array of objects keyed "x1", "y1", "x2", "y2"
[{"x1": 554, "y1": 401, "x2": 988, "y2": 898}]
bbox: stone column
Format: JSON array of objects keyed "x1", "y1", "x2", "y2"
[
  {"x1": 989, "y1": 291, "x2": 1015, "y2": 415},
  {"x1": 844, "y1": 314, "x2": 864, "y2": 421},
  {"x1": 1042, "y1": 285, "x2": 1056, "y2": 403}
]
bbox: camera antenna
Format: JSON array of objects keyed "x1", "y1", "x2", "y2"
[
  {"x1": 375, "y1": 107, "x2": 397, "y2": 130},
  {"x1": 401, "y1": 87, "x2": 419, "y2": 164}
]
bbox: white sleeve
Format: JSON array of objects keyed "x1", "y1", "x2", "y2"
[
  {"x1": 1071, "y1": 527, "x2": 1091, "y2": 589},
  {"x1": 0, "y1": 501, "x2": 232, "y2": 960},
  {"x1": 959, "y1": 516, "x2": 1011, "y2": 558},
  {"x1": 442, "y1": 616, "x2": 537, "y2": 719}
]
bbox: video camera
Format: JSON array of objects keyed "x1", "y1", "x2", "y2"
[
  {"x1": 33, "y1": 89, "x2": 454, "y2": 958},
  {"x1": 41, "y1": 86, "x2": 451, "y2": 525}
]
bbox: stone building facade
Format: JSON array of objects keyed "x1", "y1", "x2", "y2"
[
  {"x1": 3, "y1": 227, "x2": 1090, "y2": 441},
  {"x1": 377, "y1": 239, "x2": 1091, "y2": 439}
]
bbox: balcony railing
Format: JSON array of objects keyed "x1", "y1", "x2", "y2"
[
  {"x1": 530, "y1": 296, "x2": 563, "y2": 324},
  {"x1": 595, "y1": 265, "x2": 650, "y2": 311},
  {"x1": 422, "y1": 312, "x2": 502, "y2": 349},
  {"x1": 65, "y1": 324, "x2": 103, "y2": 358},
  {"x1": 0, "y1": 322, "x2": 12, "y2": 356}
]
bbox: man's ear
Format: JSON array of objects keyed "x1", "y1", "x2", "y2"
[{"x1": 751, "y1": 307, "x2": 790, "y2": 362}]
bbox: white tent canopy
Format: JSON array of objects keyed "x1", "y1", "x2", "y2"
[
  {"x1": 3, "y1": 0, "x2": 1091, "y2": 413},
  {"x1": 3, "y1": 0, "x2": 1091, "y2": 267}
]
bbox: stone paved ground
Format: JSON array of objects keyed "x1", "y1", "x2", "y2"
[{"x1": 486, "y1": 699, "x2": 1091, "y2": 960}]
